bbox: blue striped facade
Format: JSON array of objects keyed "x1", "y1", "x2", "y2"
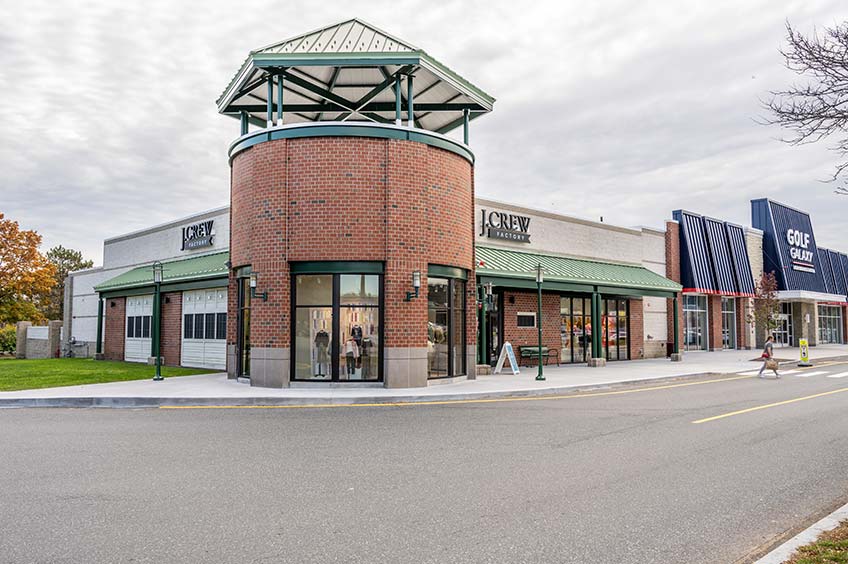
[
  {"x1": 751, "y1": 199, "x2": 827, "y2": 293},
  {"x1": 727, "y1": 224, "x2": 756, "y2": 295},
  {"x1": 673, "y1": 210, "x2": 754, "y2": 296},
  {"x1": 826, "y1": 249, "x2": 848, "y2": 297},
  {"x1": 820, "y1": 248, "x2": 837, "y2": 294}
]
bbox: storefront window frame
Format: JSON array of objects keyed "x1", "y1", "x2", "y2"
[
  {"x1": 428, "y1": 269, "x2": 468, "y2": 380},
  {"x1": 290, "y1": 268, "x2": 385, "y2": 383}
]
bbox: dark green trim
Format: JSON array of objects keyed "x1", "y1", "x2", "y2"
[
  {"x1": 95, "y1": 298, "x2": 104, "y2": 355},
  {"x1": 477, "y1": 275, "x2": 594, "y2": 294},
  {"x1": 98, "y1": 276, "x2": 228, "y2": 299},
  {"x1": 428, "y1": 264, "x2": 467, "y2": 280},
  {"x1": 436, "y1": 107, "x2": 486, "y2": 135},
  {"x1": 595, "y1": 285, "x2": 678, "y2": 299},
  {"x1": 229, "y1": 123, "x2": 474, "y2": 164},
  {"x1": 290, "y1": 261, "x2": 384, "y2": 274},
  {"x1": 673, "y1": 294, "x2": 680, "y2": 355},
  {"x1": 253, "y1": 52, "x2": 422, "y2": 68},
  {"x1": 234, "y1": 265, "x2": 252, "y2": 278}
]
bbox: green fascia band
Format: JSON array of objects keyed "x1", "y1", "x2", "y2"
[
  {"x1": 428, "y1": 264, "x2": 467, "y2": 280},
  {"x1": 99, "y1": 276, "x2": 228, "y2": 299},
  {"x1": 290, "y1": 261, "x2": 384, "y2": 274},
  {"x1": 229, "y1": 123, "x2": 474, "y2": 164}
]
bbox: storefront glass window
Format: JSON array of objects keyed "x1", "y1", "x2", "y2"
[
  {"x1": 339, "y1": 275, "x2": 380, "y2": 381},
  {"x1": 721, "y1": 298, "x2": 736, "y2": 350},
  {"x1": 818, "y1": 305, "x2": 843, "y2": 344},
  {"x1": 293, "y1": 272, "x2": 382, "y2": 382},
  {"x1": 683, "y1": 295, "x2": 708, "y2": 351},
  {"x1": 555, "y1": 296, "x2": 627, "y2": 364}
]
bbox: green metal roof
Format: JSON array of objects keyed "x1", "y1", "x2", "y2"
[
  {"x1": 95, "y1": 251, "x2": 229, "y2": 292},
  {"x1": 217, "y1": 18, "x2": 494, "y2": 134},
  {"x1": 475, "y1": 246, "x2": 682, "y2": 293}
]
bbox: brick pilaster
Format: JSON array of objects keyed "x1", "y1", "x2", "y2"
[
  {"x1": 629, "y1": 298, "x2": 644, "y2": 360},
  {"x1": 103, "y1": 297, "x2": 126, "y2": 361}
]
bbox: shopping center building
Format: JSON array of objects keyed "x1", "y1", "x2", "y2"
[{"x1": 63, "y1": 19, "x2": 848, "y2": 388}]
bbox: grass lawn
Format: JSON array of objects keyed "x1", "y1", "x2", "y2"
[
  {"x1": 0, "y1": 358, "x2": 217, "y2": 391},
  {"x1": 787, "y1": 519, "x2": 848, "y2": 563}
]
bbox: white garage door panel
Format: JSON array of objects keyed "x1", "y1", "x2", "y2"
[
  {"x1": 181, "y1": 288, "x2": 227, "y2": 370},
  {"x1": 125, "y1": 295, "x2": 153, "y2": 363}
]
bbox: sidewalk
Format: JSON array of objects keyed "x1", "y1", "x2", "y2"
[{"x1": 2, "y1": 345, "x2": 848, "y2": 408}]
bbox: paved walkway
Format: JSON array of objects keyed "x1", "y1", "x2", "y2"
[{"x1": 3, "y1": 345, "x2": 848, "y2": 407}]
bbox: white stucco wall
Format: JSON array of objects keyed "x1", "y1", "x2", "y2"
[
  {"x1": 475, "y1": 199, "x2": 672, "y2": 357},
  {"x1": 67, "y1": 207, "x2": 230, "y2": 346}
]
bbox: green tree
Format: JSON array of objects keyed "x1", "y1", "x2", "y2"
[
  {"x1": 0, "y1": 212, "x2": 56, "y2": 324},
  {"x1": 41, "y1": 245, "x2": 94, "y2": 321},
  {"x1": 747, "y1": 271, "x2": 781, "y2": 344}
]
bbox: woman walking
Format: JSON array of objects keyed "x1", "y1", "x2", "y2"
[{"x1": 758, "y1": 335, "x2": 780, "y2": 378}]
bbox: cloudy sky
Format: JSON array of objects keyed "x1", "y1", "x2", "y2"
[{"x1": 1, "y1": 0, "x2": 846, "y2": 264}]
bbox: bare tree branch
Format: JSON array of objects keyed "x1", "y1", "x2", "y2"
[{"x1": 763, "y1": 21, "x2": 848, "y2": 194}]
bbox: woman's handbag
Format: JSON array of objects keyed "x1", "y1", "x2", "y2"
[{"x1": 765, "y1": 358, "x2": 779, "y2": 371}]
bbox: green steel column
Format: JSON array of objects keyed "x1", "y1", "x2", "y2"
[
  {"x1": 277, "y1": 74, "x2": 284, "y2": 126},
  {"x1": 480, "y1": 285, "x2": 487, "y2": 365},
  {"x1": 673, "y1": 294, "x2": 680, "y2": 355},
  {"x1": 591, "y1": 291, "x2": 601, "y2": 359},
  {"x1": 463, "y1": 109, "x2": 470, "y2": 144},
  {"x1": 152, "y1": 283, "x2": 162, "y2": 380},
  {"x1": 95, "y1": 297, "x2": 103, "y2": 356},
  {"x1": 407, "y1": 74, "x2": 414, "y2": 126},
  {"x1": 537, "y1": 278, "x2": 544, "y2": 380},
  {"x1": 240, "y1": 111, "x2": 248, "y2": 136},
  {"x1": 266, "y1": 76, "x2": 273, "y2": 127},
  {"x1": 395, "y1": 75, "x2": 402, "y2": 125}
]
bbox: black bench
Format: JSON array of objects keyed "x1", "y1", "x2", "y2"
[{"x1": 518, "y1": 346, "x2": 559, "y2": 367}]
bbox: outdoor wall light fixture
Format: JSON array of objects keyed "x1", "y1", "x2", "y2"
[
  {"x1": 249, "y1": 272, "x2": 268, "y2": 302},
  {"x1": 110, "y1": 301, "x2": 115, "y2": 308},
  {"x1": 405, "y1": 271, "x2": 422, "y2": 302}
]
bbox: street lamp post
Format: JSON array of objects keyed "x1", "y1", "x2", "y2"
[
  {"x1": 536, "y1": 264, "x2": 545, "y2": 381},
  {"x1": 152, "y1": 261, "x2": 164, "y2": 381}
]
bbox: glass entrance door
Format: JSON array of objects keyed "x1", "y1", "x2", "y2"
[
  {"x1": 721, "y1": 297, "x2": 736, "y2": 350},
  {"x1": 236, "y1": 276, "x2": 251, "y2": 377},
  {"x1": 774, "y1": 303, "x2": 794, "y2": 346}
]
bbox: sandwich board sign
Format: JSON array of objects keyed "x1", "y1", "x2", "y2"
[{"x1": 494, "y1": 342, "x2": 520, "y2": 375}]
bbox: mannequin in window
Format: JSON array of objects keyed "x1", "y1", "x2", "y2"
[
  {"x1": 343, "y1": 336, "x2": 360, "y2": 379},
  {"x1": 315, "y1": 329, "x2": 330, "y2": 377},
  {"x1": 360, "y1": 336, "x2": 373, "y2": 379},
  {"x1": 351, "y1": 324, "x2": 363, "y2": 369}
]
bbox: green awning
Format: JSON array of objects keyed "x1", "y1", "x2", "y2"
[
  {"x1": 95, "y1": 251, "x2": 229, "y2": 292},
  {"x1": 475, "y1": 246, "x2": 681, "y2": 296}
]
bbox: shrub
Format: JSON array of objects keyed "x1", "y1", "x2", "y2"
[{"x1": 0, "y1": 324, "x2": 16, "y2": 354}]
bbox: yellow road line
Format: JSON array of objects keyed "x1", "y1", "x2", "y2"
[
  {"x1": 161, "y1": 374, "x2": 754, "y2": 410},
  {"x1": 693, "y1": 387, "x2": 848, "y2": 424}
]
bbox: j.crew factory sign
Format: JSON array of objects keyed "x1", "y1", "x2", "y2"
[
  {"x1": 479, "y1": 209, "x2": 531, "y2": 243},
  {"x1": 181, "y1": 220, "x2": 215, "y2": 250}
]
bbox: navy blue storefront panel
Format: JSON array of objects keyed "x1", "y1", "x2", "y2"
[
  {"x1": 674, "y1": 210, "x2": 717, "y2": 293},
  {"x1": 820, "y1": 249, "x2": 837, "y2": 294},
  {"x1": 841, "y1": 254, "x2": 848, "y2": 297},
  {"x1": 751, "y1": 199, "x2": 827, "y2": 293},
  {"x1": 829, "y1": 250, "x2": 848, "y2": 296},
  {"x1": 704, "y1": 217, "x2": 738, "y2": 294},
  {"x1": 727, "y1": 224, "x2": 756, "y2": 295}
]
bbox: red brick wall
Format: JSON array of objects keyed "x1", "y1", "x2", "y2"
[
  {"x1": 708, "y1": 295, "x2": 723, "y2": 350},
  {"x1": 843, "y1": 306, "x2": 848, "y2": 345},
  {"x1": 228, "y1": 136, "x2": 475, "y2": 351},
  {"x1": 103, "y1": 297, "x2": 126, "y2": 361},
  {"x1": 665, "y1": 220, "x2": 683, "y2": 351},
  {"x1": 502, "y1": 291, "x2": 561, "y2": 356},
  {"x1": 629, "y1": 299, "x2": 644, "y2": 359},
  {"x1": 736, "y1": 297, "x2": 751, "y2": 349},
  {"x1": 160, "y1": 292, "x2": 182, "y2": 366}
]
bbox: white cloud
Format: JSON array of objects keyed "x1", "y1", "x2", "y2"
[{"x1": 0, "y1": 0, "x2": 846, "y2": 263}]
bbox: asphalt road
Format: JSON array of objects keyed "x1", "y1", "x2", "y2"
[{"x1": 3, "y1": 362, "x2": 848, "y2": 564}]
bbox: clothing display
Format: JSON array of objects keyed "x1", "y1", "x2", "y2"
[
  {"x1": 315, "y1": 330, "x2": 330, "y2": 376},
  {"x1": 360, "y1": 337, "x2": 373, "y2": 379},
  {"x1": 343, "y1": 338, "x2": 360, "y2": 377}
]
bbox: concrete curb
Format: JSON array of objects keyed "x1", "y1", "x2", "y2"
[
  {"x1": 0, "y1": 372, "x2": 722, "y2": 409},
  {"x1": 754, "y1": 501, "x2": 848, "y2": 564}
]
